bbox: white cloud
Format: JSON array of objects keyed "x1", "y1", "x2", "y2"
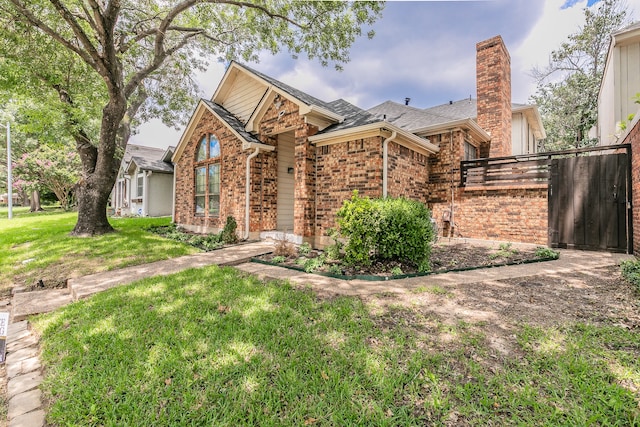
[{"x1": 133, "y1": 0, "x2": 640, "y2": 149}]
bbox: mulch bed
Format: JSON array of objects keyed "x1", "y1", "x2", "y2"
[{"x1": 254, "y1": 242, "x2": 552, "y2": 279}]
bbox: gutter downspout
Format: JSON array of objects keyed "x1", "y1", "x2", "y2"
[
  {"x1": 171, "y1": 165, "x2": 176, "y2": 223},
  {"x1": 244, "y1": 147, "x2": 260, "y2": 240},
  {"x1": 382, "y1": 130, "x2": 397, "y2": 198},
  {"x1": 143, "y1": 171, "x2": 152, "y2": 216}
]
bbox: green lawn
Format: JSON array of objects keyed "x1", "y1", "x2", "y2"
[
  {"x1": 0, "y1": 211, "x2": 199, "y2": 295},
  {"x1": 3, "y1": 209, "x2": 638, "y2": 425},
  {"x1": 32, "y1": 266, "x2": 640, "y2": 426}
]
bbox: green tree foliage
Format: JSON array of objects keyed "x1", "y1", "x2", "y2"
[
  {"x1": 531, "y1": 0, "x2": 627, "y2": 151},
  {"x1": 13, "y1": 146, "x2": 80, "y2": 211},
  {"x1": 0, "y1": 0, "x2": 384, "y2": 235},
  {"x1": 336, "y1": 192, "x2": 434, "y2": 272}
]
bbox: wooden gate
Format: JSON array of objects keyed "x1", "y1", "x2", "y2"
[{"x1": 549, "y1": 150, "x2": 631, "y2": 252}]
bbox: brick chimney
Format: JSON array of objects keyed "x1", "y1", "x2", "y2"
[{"x1": 476, "y1": 35, "x2": 512, "y2": 158}]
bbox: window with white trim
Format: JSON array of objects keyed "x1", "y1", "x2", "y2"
[{"x1": 194, "y1": 134, "x2": 221, "y2": 216}]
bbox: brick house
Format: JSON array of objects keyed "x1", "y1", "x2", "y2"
[{"x1": 172, "y1": 35, "x2": 546, "y2": 246}]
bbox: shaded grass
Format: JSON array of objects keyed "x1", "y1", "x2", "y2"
[
  {"x1": 32, "y1": 267, "x2": 640, "y2": 426},
  {"x1": 0, "y1": 212, "x2": 199, "y2": 294}
]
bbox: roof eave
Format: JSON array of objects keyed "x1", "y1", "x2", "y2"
[
  {"x1": 308, "y1": 122, "x2": 439, "y2": 154},
  {"x1": 411, "y1": 118, "x2": 491, "y2": 142}
]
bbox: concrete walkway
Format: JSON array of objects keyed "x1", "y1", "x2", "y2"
[{"x1": 2, "y1": 242, "x2": 634, "y2": 426}]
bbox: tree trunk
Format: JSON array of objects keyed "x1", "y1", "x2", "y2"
[
  {"x1": 73, "y1": 177, "x2": 115, "y2": 235},
  {"x1": 71, "y1": 98, "x2": 127, "y2": 236},
  {"x1": 29, "y1": 190, "x2": 43, "y2": 212}
]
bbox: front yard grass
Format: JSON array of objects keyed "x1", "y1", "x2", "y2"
[
  {"x1": 32, "y1": 266, "x2": 640, "y2": 426},
  {"x1": 0, "y1": 212, "x2": 199, "y2": 295}
]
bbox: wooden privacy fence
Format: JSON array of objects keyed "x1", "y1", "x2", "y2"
[{"x1": 460, "y1": 145, "x2": 631, "y2": 187}]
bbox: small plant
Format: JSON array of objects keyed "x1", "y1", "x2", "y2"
[
  {"x1": 621, "y1": 259, "x2": 640, "y2": 291},
  {"x1": 274, "y1": 234, "x2": 297, "y2": 258},
  {"x1": 298, "y1": 242, "x2": 312, "y2": 256},
  {"x1": 535, "y1": 247, "x2": 560, "y2": 260},
  {"x1": 303, "y1": 255, "x2": 326, "y2": 273},
  {"x1": 325, "y1": 228, "x2": 344, "y2": 260},
  {"x1": 328, "y1": 264, "x2": 343, "y2": 275},
  {"x1": 390, "y1": 266, "x2": 403, "y2": 276},
  {"x1": 272, "y1": 255, "x2": 286, "y2": 264},
  {"x1": 295, "y1": 257, "x2": 306, "y2": 266},
  {"x1": 202, "y1": 233, "x2": 223, "y2": 251},
  {"x1": 489, "y1": 242, "x2": 519, "y2": 259}
]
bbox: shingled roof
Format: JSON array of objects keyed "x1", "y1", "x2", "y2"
[
  {"x1": 123, "y1": 144, "x2": 174, "y2": 174},
  {"x1": 368, "y1": 98, "x2": 531, "y2": 132},
  {"x1": 201, "y1": 99, "x2": 263, "y2": 145}
]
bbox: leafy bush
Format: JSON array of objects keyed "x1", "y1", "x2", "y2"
[
  {"x1": 375, "y1": 196, "x2": 433, "y2": 271},
  {"x1": 303, "y1": 254, "x2": 326, "y2": 273},
  {"x1": 272, "y1": 255, "x2": 286, "y2": 264},
  {"x1": 298, "y1": 242, "x2": 312, "y2": 256},
  {"x1": 336, "y1": 192, "x2": 380, "y2": 266},
  {"x1": 221, "y1": 216, "x2": 238, "y2": 244},
  {"x1": 621, "y1": 259, "x2": 640, "y2": 291},
  {"x1": 325, "y1": 228, "x2": 344, "y2": 261},
  {"x1": 535, "y1": 247, "x2": 560, "y2": 259},
  {"x1": 336, "y1": 191, "x2": 434, "y2": 271}
]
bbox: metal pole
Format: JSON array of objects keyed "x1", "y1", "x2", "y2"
[
  {"x1": 1, "y1": 122, "x2": 10, "y2": 220},
  {"x1": 6, "y1": 122, "x2": 11, "y2": 220}
]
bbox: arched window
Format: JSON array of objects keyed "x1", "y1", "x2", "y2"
[
  {"x1": 196, "y1": 136, "x2": 207, "y2": 161},
  {"x1": 194, "y1": 134, "x2": 221, "y2": 216},
  {"x1": 196, "y1": 134, "x2": 220, "y2": 161}
]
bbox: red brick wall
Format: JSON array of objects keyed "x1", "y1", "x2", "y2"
[
  {"x1": 387, "y1": 141, "x2": 430, "y2": 199},
  {"x1": 315, "y1": 137, "x2": 384, "y2": 237},
  {"x1": 455, "y1": 186, "x2": 548, "y2": 244},
  {"x1": 174, "y1": 109, "x2": 249, "y2": 234},
  {"x1": 476, "y1": 36, "x2": 512, "y2": 158},
  {"x1": 258, "y1": 98, "x2": 318, "y2": 237},
  {"x1": 622, "y1": 120, "x2": 640, "y2": 253}
]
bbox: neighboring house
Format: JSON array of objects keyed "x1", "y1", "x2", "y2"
[
  {"x1": 598, "y1": 21, "x2": 640, "y2": 145},
  {"x1": 112, "y1": 144, "x2": 175, "y2": 217},
  {"x1": 172, "y1": 35, "x2": 547, "y2": 246},
  {"x1": 599, "y1": 21, "x2": 640, "y2": 253}
]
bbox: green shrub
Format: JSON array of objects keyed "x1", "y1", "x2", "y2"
[
  {"x1": 376, "y1": 196, "x2": 433, "y2": 271},
  {"x1": 336, "y1": 191, "x2": 434, "y2": 271},
  {"x1": 303, "y1": 254, "x2": 326, "y2": 273},
  {"x1": 298, "y1": 242, "x2": 312, "y2": 256},
  {"x1": 221, "y1": 216, "x2": 238, "y2": 244},
  {"x1": 336, "y1": 192, "x2": 380, "y2": 266},
  {"x1": 535, "y1": 247, "x2": 560, "y2": 259},
  {"x1": 621, "y1": 259, "x2": 640, "y2": 291},
  {"x1": 272, "y1": 255, "x2": 286, "y2": 264}
]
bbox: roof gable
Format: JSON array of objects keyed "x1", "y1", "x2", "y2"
[
  {"x1": 172, "y1": 99, "x2": 264, "y2": 163},
  {"x1": 212, "y1": 62, "x2": 344, "y2": 133}
]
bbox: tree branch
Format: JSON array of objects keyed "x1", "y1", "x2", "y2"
[
  {"x1": 7, "y1": 0, "x2": 99, "y2": 70},
  {"x1": 47, "y1": 0, "x2": 104, "y2": 68},
  {"x1": 52, "y1": 84, "x2": 98, "y2": 176}
]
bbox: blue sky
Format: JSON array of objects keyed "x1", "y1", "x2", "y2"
[{"x1": 132, "y1": 0, "x2": 640, "y2": 149}]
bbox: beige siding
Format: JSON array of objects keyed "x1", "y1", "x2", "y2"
[
  {"x1": 147, "y1": 173, "x2": 174, "y2": 217},
  {"x1": 599, "y1": 38, "x2": 640, "y2": 145},
  {"x1": 222, "y1": 74, "x2": 267, "y2": 123},
  {"x1": 277, "y1": 132, "x2": 295, "y2": 231},
  {"x1": 512, "y1": 113, "x2": 525, "y2": 155},
  {"x1": 620, "y1": 43, "x2": 640, "y2": 122}
]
